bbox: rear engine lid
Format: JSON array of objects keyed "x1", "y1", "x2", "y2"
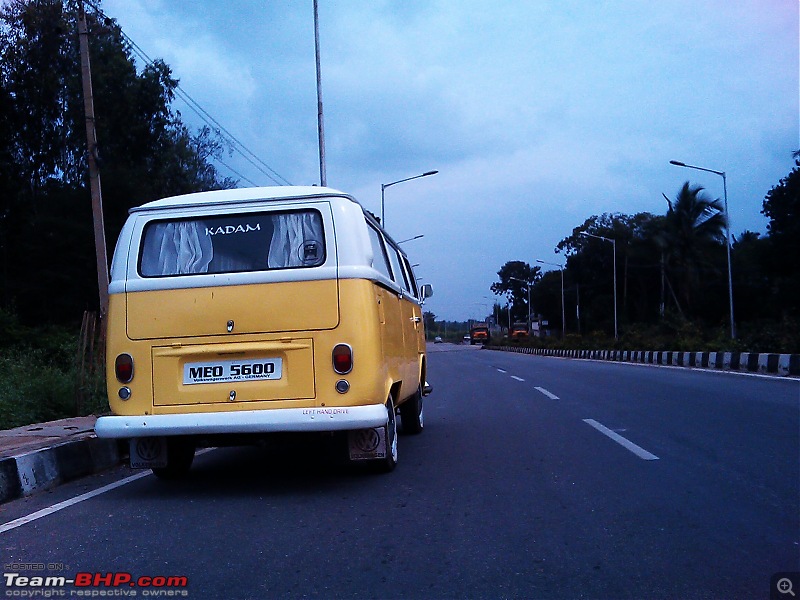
[{"x1": 126, "y1": 280, "x2": 338, "y2": 340}]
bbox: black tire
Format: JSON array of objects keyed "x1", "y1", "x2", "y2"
[
  {"x1": 377, "y1": 395, "x2": 398, "y2": 473},
  {"x1": 400, "y1": 384, "x2": 424, "y2": 435},
  {"x1": 152, "y1": 438, "x2": 195, "y2": 480}
]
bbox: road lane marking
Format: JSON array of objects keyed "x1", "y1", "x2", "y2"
[
  {"x1": 582, "y1": 419, "x2": 659, "y2": 461},
  {"x1": 497, "y1": 368, "x2": 507, "y2": 373},
  {"x1": 534, "y1": 386, "x2": 559, "y2": 400},
  {"x1": 0, "y1": 471, "x2": 151, "y2": 533},
  {"x1": 0, "y1": 449, "x2": 215, "y2": 533},
  {"x1": 510, "y1": 375, "x2": 525, "y2": 382}
]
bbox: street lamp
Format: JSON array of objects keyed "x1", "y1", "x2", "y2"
[
  {"x1": 509, "y1": 277, "x2": 533, "y2": 332},
  {"x1": 381, "y1": 170, "x2": 438, "y2": 226},
  {"x1": 397, "y1": 234, "x2": 424, "y2": 244},
  {"x1": 670, "y1": 159, "x2": 735, "y2": 339},
  {"x1": 536, "y1": 260, "x2": 565, "y2": 339},
  {"x1": 579, "y1": 231, "x2": 618, "y2": 340}
]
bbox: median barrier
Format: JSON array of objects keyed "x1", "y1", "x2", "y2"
[{"x1": 486, "y1": 345, "x2": 800, "y2": 377}]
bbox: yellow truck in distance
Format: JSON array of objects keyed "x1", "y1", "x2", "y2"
[{"x1": 469, "y1": 323, "x2": 490, "y2": 345}]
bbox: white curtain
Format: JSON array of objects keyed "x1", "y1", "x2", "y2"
[
  {"x1": 140, "y1": 221, "x2": 214, "y2": 276},
  {"x1": 267, "y1": 213, "x2": 323, "y2": 268}
]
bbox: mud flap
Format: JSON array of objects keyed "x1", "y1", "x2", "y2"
[
  {"x1": 347, "y1": 427, "x2": 388, "y2": 461},
  {"x1": 129, "y1": 437, "x2": 168, "y2": 469}
]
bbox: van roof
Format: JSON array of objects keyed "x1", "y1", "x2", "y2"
[{"x1": 129, "y1": 186, "x2": 358, "y2": 214}]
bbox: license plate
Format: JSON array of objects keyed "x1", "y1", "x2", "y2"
[{"x1": 183, "y1": 358, "x2": 283, "y2": 385}]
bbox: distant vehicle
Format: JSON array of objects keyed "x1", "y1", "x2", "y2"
[
  {"x1": 463, "y1": 335, "x2": 470, "y2": 344},
  {"x1": 510, "y1": 322, "x2": 529, "y2": 341},
  {"x1": 434, "y1": 336, "x2": 443, "y2": 343},
  {"x1": 469, "y1": 323, "x2": 490, "y2": 345}
]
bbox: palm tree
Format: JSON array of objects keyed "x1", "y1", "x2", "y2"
[{"x1": 661, "y1": 182, "x2": 727, "y2": 314}]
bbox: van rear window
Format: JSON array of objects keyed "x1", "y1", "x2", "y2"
[{"x1": 139, "y1": 210, "x2": 325, "y2": 277}]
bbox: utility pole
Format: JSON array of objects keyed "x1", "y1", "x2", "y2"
[
  {"x1": 313, "y1": 0, "x2": 327, "y2": 187},
  {"x1": 78, "y1": 1, "x2": 109, "y2": 320}
]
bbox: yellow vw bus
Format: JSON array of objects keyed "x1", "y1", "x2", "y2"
[{"x1": 95, "y1": 186, "x2": 432, "y2": 477}]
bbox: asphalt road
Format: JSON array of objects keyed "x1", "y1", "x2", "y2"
[{"x1": 2, "y1": 344, "x2": 798, "y2": 599}]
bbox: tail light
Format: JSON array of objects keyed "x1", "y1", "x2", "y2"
[
  {"x1": 332, "y1": 344, "x2": 353, "y2": 374},
  {"x1": 115, "y1": 354, "x2": 134, "y2": 383}
]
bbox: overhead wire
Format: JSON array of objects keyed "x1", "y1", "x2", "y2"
[
  {"x1": 84, "y1": 2, "x2": 291, "y2": 186},
  {"x1": 214, "y1": 157, "x2": 259, "y2": 187}
]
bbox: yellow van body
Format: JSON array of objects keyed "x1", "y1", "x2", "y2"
[{"x1": 95, "y1": 187, "x2": 431, "y2": 475}]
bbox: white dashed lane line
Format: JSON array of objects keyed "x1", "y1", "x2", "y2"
[
  {"x1": 534, "y1": 386, "x2": 559, "y2": 400},
  {"x1": 583, "y1": 419, "x2": 660, "y2": 461},
  {"x1": 489, "y1": 366, "x2": 658, "y2": 461}
]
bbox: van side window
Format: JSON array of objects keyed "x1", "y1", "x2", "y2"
[
  {"x1": 139, "y1": 210, "x2": 325, "y2": 277},
  {"x1": 367, "y1": 225, "x2": 393, "y2": 281},
  {"x1": 401, "y1": 255, "x2": 419, "y2": 298},
  {"x1": 388, "y1": 246, "x2": 411, "y2": 293}
]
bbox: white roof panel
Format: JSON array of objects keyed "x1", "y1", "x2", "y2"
[{"x1": 129, "y1": 186, "x2": 357, "y2": 213}]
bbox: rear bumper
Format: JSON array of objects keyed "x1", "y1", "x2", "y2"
[{"x1": 95, "y1": 404, "x2": 388, "y2": 439}]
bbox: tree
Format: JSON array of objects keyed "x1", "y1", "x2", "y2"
[
  {"x1": 761, "y1": 152, "x2": 800, "y2": 316},
  {"x1": 0, "y1": 0, "x2": 235, "y2": 323},
  {"x1": 660, "y1": 182, "x2": 727, "y2": 317},
  {"x1": 490, "y1": 261, "x2": 540, "y2": 324},
  {"x1": 555, "y1": 212, "x2": 661, "y2": 332}
]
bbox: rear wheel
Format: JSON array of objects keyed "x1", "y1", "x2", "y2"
[
  {"x1": 152, "y1": 438, "x2": 195, "y2": 480},
  {"x1": 400, "y1": 384, "x2": 424, "y2": 434}
]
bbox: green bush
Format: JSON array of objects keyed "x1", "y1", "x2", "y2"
[
  {"x1": 0, "y1": 309, "x2": 108, "y2": 429},
  {"x1": 0, "y1": 348, "x2": 75, "y2": 428}
]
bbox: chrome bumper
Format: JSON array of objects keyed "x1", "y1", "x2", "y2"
[{"x1": 95, "y1": 404, "x2": 388, "y2": 439}]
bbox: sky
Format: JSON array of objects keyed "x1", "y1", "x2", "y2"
[{"x1": 101, "y1": 0, "x2": 798, "y2": 322}]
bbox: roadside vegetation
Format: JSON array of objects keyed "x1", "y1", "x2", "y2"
[
  {"x1": 0, "y1": 2, "x2": 232, "y2": 429},
  {"x1": 0, "y1": 309, "x2": 108, "y2": 429}
]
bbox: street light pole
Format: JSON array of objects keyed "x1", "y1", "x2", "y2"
[
  {"x1": 579, "y1": 232, "x2": 618, "y2": 340},
  {"x1": 536, "y1": 260, "x2": 565, "y2": 339},
  {"x1": 397, "y1": 235, "x2": 424, "y2": 244},
  {"x1": 381, "y1": 170, "x2": 438, "y2": 226},
  {"x1": 483, "y1": 296, "x2": 498, "y2": 329},
  {"x1": 313, "y1": 0, "x2": 326, "y2": 186},
  {"x1": 670, "y1": 160, "x2": 735, "y2": 339},
  {"x1": 509, "y1": 277, "x2": 532, "y2": 331}
]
